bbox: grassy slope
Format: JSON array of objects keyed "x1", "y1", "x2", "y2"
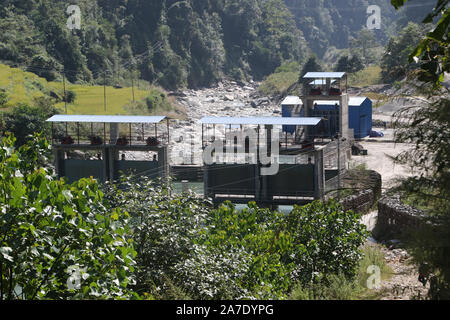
[
  {"x1": 258, "y1": 71, "x2": 299, "y2": 97},
  {"x1": 258, "y1": 65, "x2": 383, "y2": 99},
  {"x1": 0, "y1": 64, "x2": 47, "y2": 107},
  {"x1": 348, "y1": 66, "x2": 382, "y2": 87},
  {"x1": 0, "y1": 64, "x2": 185, "y2": 117}
]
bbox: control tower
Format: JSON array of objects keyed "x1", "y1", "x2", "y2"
[{"x1": 301, "y1": 72, "x2": 350, "y2": 140}]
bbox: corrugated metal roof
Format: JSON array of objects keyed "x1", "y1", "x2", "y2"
[
  {"x1": 314, "y1": 97, "x2": 368, "y2": 106},
  {"x1": 46, "y1": 115, "x2": 167, "y2": 124},
  {"x1": 199, "y1": 116, "x2": 322, "y2": 126},
  {"x1": 281, "y1": 96, "x2": 303, "y2": 105},
  {"x1": 303, "y1": 72, "x2": 346, "y2": 79}
]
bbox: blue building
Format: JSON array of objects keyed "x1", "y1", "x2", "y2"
[
  {"x1": 348, "y1": 97, "x2": 372, "y2": 139},
  {"x1": 281, "y1": 96, "x2": 303, "y2": 134},
  {"x1": 312, "y1": 97, "x2": 372, "y2": 139}
]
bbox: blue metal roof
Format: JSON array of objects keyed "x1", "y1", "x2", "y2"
[
  {"x1": 199, "y1": 116, "x2": 322, "y2": 126},
  {"x1": 46, "y1": 115, "x2": 167, "y2": 124},
  {"x1": 303, "y1": 72, "x2": 346, "y2": 79}
]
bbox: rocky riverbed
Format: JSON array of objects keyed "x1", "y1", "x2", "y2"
[
  {"x1": 376, "y1": 244, "x2": 430, "y2": 300},
  {"x1": 166, "y1": 80, "x2": 281, "y2": 165},
  {"x1": 120, "y1": 80, "x2": 280, "y2": 163}
]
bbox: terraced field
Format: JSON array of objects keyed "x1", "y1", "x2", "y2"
[{"x1": 0, "y1": 64, "x2": 184, "y2": 117}]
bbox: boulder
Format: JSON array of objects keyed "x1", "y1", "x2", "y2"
[{"x1": 223, "y1": 94, "x2": 234, "y2": 101}]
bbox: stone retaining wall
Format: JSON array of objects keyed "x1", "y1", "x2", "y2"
[
  {"x1": 374, "y1": 195, "x2": 426, "y2": 240},
  {"x1": 339, "y1": 170, "x2": 382, "y2": 214},
  {"x1": 341, "y1": 189, "x2": 375, "y2": 213}
]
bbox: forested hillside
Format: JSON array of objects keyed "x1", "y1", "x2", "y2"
[
  {"x1": 0, "y1": 0, "x2": 309, "y2": 89},
  {"x1": 0, "y1": 0, "x2": 438, "y2": 90},
  {"x1": 284, "y1": 0, "x2": 436, "y2": 57}
]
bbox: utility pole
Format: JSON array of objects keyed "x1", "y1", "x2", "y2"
[
  {"x1": 104, "y1": 71, "x2": 107, "y2": 112},
  {"x1": 131, "y1": 72, "x2": 135, "y2": 103},
  {"x1": 337, "y1": 133, "x2": 341, "y2": 201},
  {"x1": 63, "y1": 70, "x2": 67, "y2": 114}
]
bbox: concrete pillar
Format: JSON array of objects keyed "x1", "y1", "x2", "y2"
[
  {"x1": 181, "y1": 180, "x2": 189, "y2": 194},
  {"x1": 110, "y1": 123, "x2": 119, "y2": 144},
  {"x1": 53, "y1": 149, "x2": 65, "y2": 177},
  {"x1": 255, "y1": 164, "x2": 261, "y2": 203},
  {"x1": 265, "y1": 125, "x2": 273, "y2": 155},
  {"x1": 339, "y1": 94, "x2": 349, "y2": 140},
  {"x1": 203, "y1": 165, "x2": 209, "y2": 199},
  {"x1": 157, "y1": 146, "x2": 169, "y2": 181},
  {"x1": 107, "y1": 147, "x2": 116, "y2": 182},
  {"x1": 314, "y1": 149, "x2": 325, "y2": 201},
  {"x1": 305, "y1": 99, "x2": 315, "y2": 140}
]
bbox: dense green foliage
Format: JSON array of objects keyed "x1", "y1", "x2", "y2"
[
  {"x1": 0, "y1": 134, "x2": 370, "y2": 300},
  {"x1": 335, "y1": 55, "x2": 364, "y2": 73},
  {"x1": 393, "y1": 94, "x2": 450, "y2": 299},
  {"x1": 1, "y1": 102, "x2": 57, "y2": 146},
  {"x1": 285, "y1": 201, "x2": 369, "y2": 285},
  {"x1": 349, "y1": 30, "x2": 381, "y2": 65},
  {"x1": 0, "y1": 90, "x2": 7, "y2": 106},
  {"x1": 285, "y1": 0, "x2": 398, "y2": 57},
  {"x1": 0, "y1": 0, "x2": 309, "y2": 89},
  {"x1": 390, "y1": 0, "x2": 450, "y2": 299},
  {"x1": 0, "y1": 134, "x2": 137, "y2": 299},
  {"x1": 104, "y1": 176, "x2": 368, "y2": 300},
  {"x1": 381, "y1": 22, "x2": 429, "y2": 82},
  {"x1": 289, "y1": 244, "x2": 392, "y2": 300},
  {"x1": 298, "y1": 56, "x2": 323, "y2": 81},
  {"x1": 1, "y1": 0, "x2": 441, "y2": 91}
]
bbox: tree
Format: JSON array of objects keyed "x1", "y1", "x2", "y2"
[
  {"x1": 390, "y1": 0, "x2": 450, "y2": 299},
  {"x1": 103, "y1": 175, "x2": 368, "y2": 300},
  {"x1": 285, "y1": 200, "x2": 369, "y2": 286},
  {"x1": 335, "y1": 56, "x2": 350, "y2": 72},
  {"x1": 0, "y1": 0, "x2": 310, "y2": 89},
  {"x1": 391, "y1": 0, "x2": 449, "y2": 88},
  {"x1": 298, "y1": 55, "x2": 323, "y2": 81},
  {"x1": 103, "y1": 175, "x2": 215, "y2": 299},
  {"x1": 1, "y1": 103, "x2": 57, "y2": 147},
  {"x1": 350, "y1": 29, "x2": 379, "y2": 64},
  {"x1": 393, "y1": 94, "x2": 450, "y2": 299},
  {"x1": 28, "y1": 54, "x2": 60, "y2": 81},
  {"x1": 335, "y1": 55, "x2": 364, "y2": 73},
  {"x1": 0, "y1": 133, "x2": 137, "y2": 300},
  {"x1": 381, "y1": 22, "x2": 428, "y2": 83}
]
